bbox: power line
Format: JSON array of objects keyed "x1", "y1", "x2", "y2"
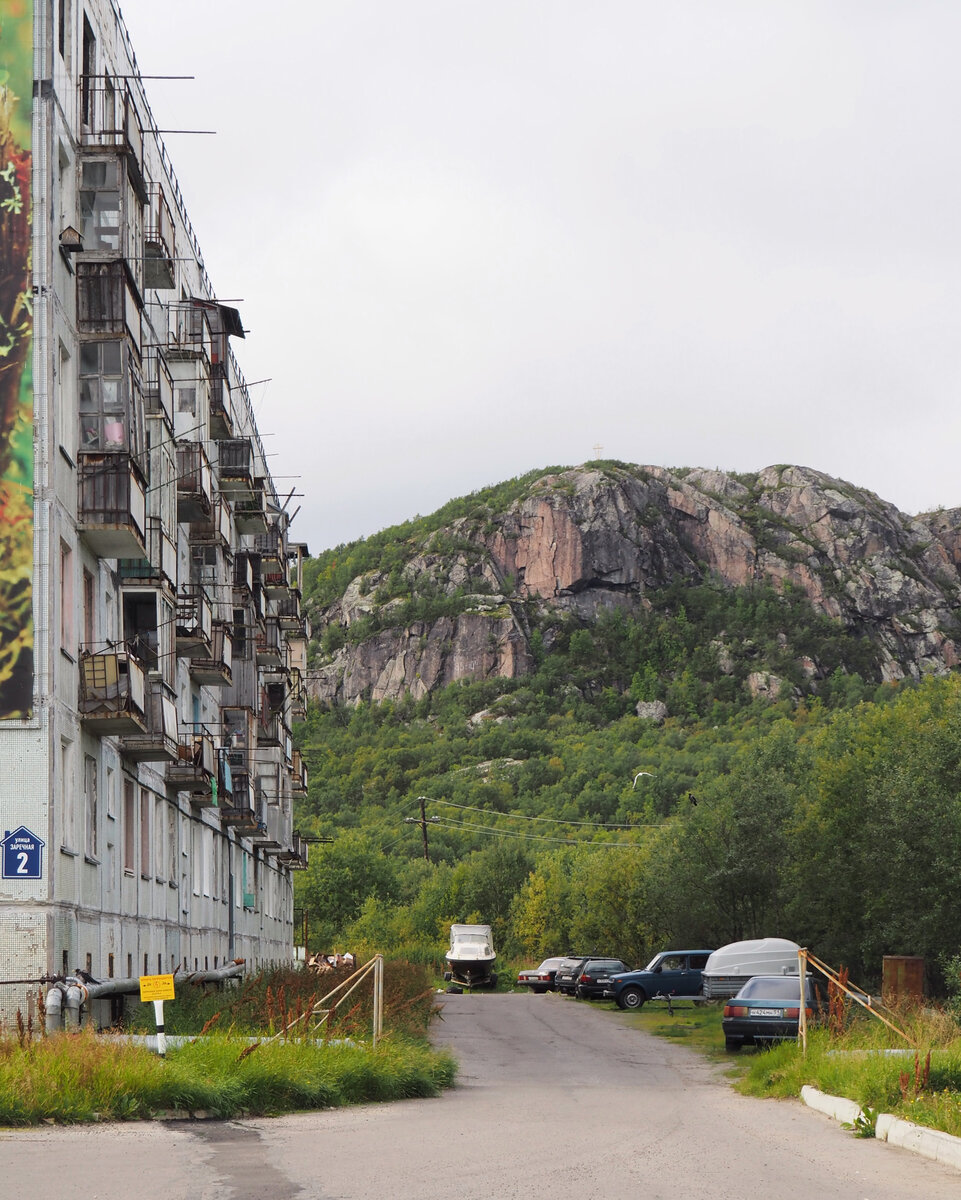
[
  {"x1": 429, "y1": 811, "x2": 643, "y2": 849},
  {"x1": 429, "y1": 797, "x2": 662, "y2": 829}
]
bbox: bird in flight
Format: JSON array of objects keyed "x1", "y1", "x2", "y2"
[{"x1": 632, "y1": 771, "x2": 655, "y2": 789}]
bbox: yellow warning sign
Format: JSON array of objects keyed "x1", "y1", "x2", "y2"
[{"x1": 139, "y1": 974, "x2": 176, "y2": 1002}]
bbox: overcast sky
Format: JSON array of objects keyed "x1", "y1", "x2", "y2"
[{"x1": 118, "y1": 1, "x2": 961, "y2": 553}]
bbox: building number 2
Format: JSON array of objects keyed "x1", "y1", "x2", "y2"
[{"x1": 16, "y1": 852, "x2": 28, "y2": 874}]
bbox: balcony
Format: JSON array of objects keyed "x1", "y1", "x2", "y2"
[
  {"x1": 78, "y1": 454, "x2": 147, "y2": 559},
  {"x1": 79, "y1": 649, "x2": 147, "y2": 734},
  {"x1": 275, "y1": 594, "x2": 305, "y2": 634},
  {"x1": 117, "y1": 516, "x2": 177, "y2": 588},
  {"x1": 176, "y1": 441, "x2": 213, "y2": 522},
  {"x1": 209, "y1": 362, "x2": 234, "y2": 440},
  {"x1": 166, "y1": 302, "x2": 211, "y2": 364},
  {"x1": 254, "y1": 528, "x2": 284, "y2": 571},
  {"x1": 255, "y1": 617, "x2": 284, "y2": 667},
  {"x1": 219, "y1": 756, "x2": 259, "y2": 831},
  {"x1": 143, "y1": 351, "x2": 174, "y2": 428},
  {"x1": 166, "y1": 732, "x2": 217, "y2": 803},
  {"x1": 291, "y1": 749, "x2": 308, "y2": 796},
  {"x1": 120, "y1": 679, "x2": 179, "y2": 762},
  {"x1": 249, "y1": 801, "x2": 284, "y2": 851},
  {"x1": 235, "y1": 489, "x2": 267, "y2": 535},
  {"x1": 79, "y1": 79, "x2": 147, "y2": 202},
  {"x1": 189, "y1": 495, "x2": 231, "y2": 548},
  {"x1": 176, "y1": 586, "x2": 213, "y2": 655},
  {"x1": 289, "y1": 667, "x2": 307, "y2": 721},
  {"x1": 217, "y1": 438, "x2": 255, "y2": 498},
  {"x1": 276, "y1": 833, "x2": 309, "y2": 870},
  {"x1": 144, "y1": 185, "x2": 175, "y2": 290},
  {"x1": 189, "y1": 621, "x2": 233, "y2": 686}
]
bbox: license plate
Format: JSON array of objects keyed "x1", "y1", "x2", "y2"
[{"x1": 753, "y1": 1008, "x2": 783, "y2": 1017}]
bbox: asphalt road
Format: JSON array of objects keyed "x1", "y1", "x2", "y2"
[{"x1": 2, "y1": 992, "x2": 959, "y2": 1200}]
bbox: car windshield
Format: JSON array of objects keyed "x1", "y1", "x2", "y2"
[
  {"x1": 644, "y1": 955, "x2": 664, "y2": 971},
  {"x1": 538, "y1": 959, "x2": 563, "y2": 970},
  {"x1": 737, "y1": 976, "x2": 809, "y2": 1001}
]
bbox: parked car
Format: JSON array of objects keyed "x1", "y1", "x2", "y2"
[
  {"x1": 609, "y1": 950, "x2": 714, "y2": 1010},
  {"x1": 721, "y1": 974, "x2": 828, "y2": 1051},
  {"x1": 574, "y1": 958, "x2": 631, "y2": 1000},
  {"x1": 516, "y1": 957, "x2": 566, "y2": 994},
  {"x1": 701, "y1": 938, "x2": 801, "y2": 1000},
  {"x1": 553, "y1": 955, "x2": 594, "y2": 995}
]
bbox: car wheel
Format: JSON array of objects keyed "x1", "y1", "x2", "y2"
[
  {"x1": 725, "y1": 1037, "x2": 741, "y2": 1052},
  {"x1": 619, "y1": 987, "x2": 646, "y2": 1011}
]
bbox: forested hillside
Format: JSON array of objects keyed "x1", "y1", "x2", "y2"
[{"x1": 293, "y1": 464, "x2": 961, "y2": 990}]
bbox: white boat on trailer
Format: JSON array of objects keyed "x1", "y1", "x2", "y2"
[{"x1": 444, "y1": 924, "x2": 497, "y2": 991}]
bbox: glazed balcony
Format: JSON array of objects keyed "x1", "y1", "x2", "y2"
[
  {"x1": 79, "y1": 79, "x2": 147, "y2": 202},
  {"x1": 79, "y1": 648, "x2": 147, "y2": 735},
  {"x1": 120, "y1": 678, "x2": 179, "y2": 763},
  {"x1": 189, "y1": 621, "x2": 233, "y2": 686},
  {"x1": 78, "y1": 454, "x2": 147, "y2": 559},
  {"x1": 166, "y1": 302, "x2": 211, "y2": 364},
  {"x1": 176, "y1": 441, "x2": 213, "y2": 522}
]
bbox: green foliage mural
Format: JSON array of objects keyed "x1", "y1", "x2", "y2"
[{"x1": 0, "y1": 0, "x2": 34, "y2": 718}]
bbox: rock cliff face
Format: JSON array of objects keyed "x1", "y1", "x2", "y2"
[{"x1": 308, "y1": 464, "x2": 961, "y2": 705}]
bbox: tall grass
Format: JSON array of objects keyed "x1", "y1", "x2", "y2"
[
  {"x1": 0, "y1": 961, "x2": 455, "y2": 1126},
  {"x1": 736, "y1": 1002, "x2": 961, "y2": 1138}
]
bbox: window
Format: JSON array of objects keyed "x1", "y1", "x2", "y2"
[
  {"x1": 60, "y1": 739, "x2": 76, "y2": 852},
  {"x1": 60, "y1": 542, "x2": 74, "y2": 651},
  {"x1": 79, "y1": 339, "x2": 139, "y2": 453},
  {"x1": 81, "y1": 16, "x2": 95, "y2": 126},
  {"x1": 77, "y1": 261, "x2": 128, "y2": 333},
  {"x1": 82, "y1": 568, "x2": 95, "y2": 648},
  {"x1": 167, "y1": 806, "x2": 177, "y2": 884},
  {"x1": 79, "y1": 158, "x2": 119, "y2": 250},
  {"x1": 154, "y1": 799, "x2": 164, "y2": 878},
  {"x1": 139, "y1": 787, "x2": 150, "y2": 878},
  {"x1": 123, "y1": 778, "x2": 135, "y2": 872},
  {"x1": 83, "y1": 754, "x2": 98, "y2": 860}
]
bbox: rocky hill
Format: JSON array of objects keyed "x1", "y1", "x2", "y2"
[{"x1": 305, "y1": 463, "x2": 961, "y2": 707}]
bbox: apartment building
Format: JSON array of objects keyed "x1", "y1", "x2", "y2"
[{"x1": 0, "y1": 1, "x2": 310, "y2": 1023}]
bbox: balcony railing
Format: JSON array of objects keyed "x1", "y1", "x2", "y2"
[
  {"x1": 78, "y1": 454, "x2": 147, "y2": 559},
  {"x1": 144, "y1": 185, "x2": 175, "y2": 290},
  {"x1": 216, "y1": 438, "x2": 255, "y2": 497},
  {"x1": 209, "y1": 362, "x2": 234, "y2": 440},
  {"x1": 176, "y1": 586, "x2": 213, "y2": 655},
  {"x1": 255, "y1": 616, "x2": 284, "y2": 667},
  {"x1": 291, "y1": 749, "x2": 308, "y2": 796},
  {"x1": 188, "y1": 495, "x2": 231, "y2": 548},
  {"x1": 120, "y1": 678, "x2": 179, "y2": 762},
  {"x1": 234, "y1": 490, "x2": 267, "y2": 535},
  {"x1": 176, "y1": 441, "x2": 212, "y2": 522},
  {"x1": 276, "y1": 833, "x2": 309, "y2": 870},
  {"x1": 79, "y1": 649, "x2": 147, "y2": 734},
  {"x1": 275, "y1": 594, "x2": 304, "y2": 633},
  {"x1": 166, "y1": 731, "x2": 217, "y2": 802},
  {"x1": 79, "y1": 78, "x2": 147, "y2": 202},
  {"x1": 117, "y1": 516, "x2": 177, "y2": 588},
  {"x1": 189, "y1": 621, "x2": 233, "y2": 686}
]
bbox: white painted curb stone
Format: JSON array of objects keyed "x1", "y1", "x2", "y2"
[
  {"x1": 800, "y1": 1087, "x2": 961, "y2": 1173},
  {"x1": 800, "y1": 1086, "x2": 864, "y2": 1125},
  {"x1": 876, "y1": 1113, "x2": 961, "y2": 1172}
]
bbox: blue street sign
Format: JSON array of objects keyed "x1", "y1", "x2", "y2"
[{"x1": 2, "y1": 826, "x2": 45, "y2": 880}]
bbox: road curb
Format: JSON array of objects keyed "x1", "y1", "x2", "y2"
[{"x1": 800, "y1": 1087, "x2": 961, "y2": 1173}]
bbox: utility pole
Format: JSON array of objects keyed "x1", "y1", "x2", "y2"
[
  {"x1": 418, "y1": 795, "x2": 430, "y2": 862},
  {"x1": 404, "y1": 797, "x2": 434, "y2": 862}
]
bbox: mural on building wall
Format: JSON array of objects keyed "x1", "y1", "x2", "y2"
[{"x1": 0, "y1": 1, "x2": 34, "y2": 718}]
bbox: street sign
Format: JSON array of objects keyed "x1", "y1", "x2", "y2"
[
  {"x1": 139, "y1": 974, "x2": 176, "y2": 1002},
  {"x1": 1, "y1": 826, "x2": 45, "y2": 880}
]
